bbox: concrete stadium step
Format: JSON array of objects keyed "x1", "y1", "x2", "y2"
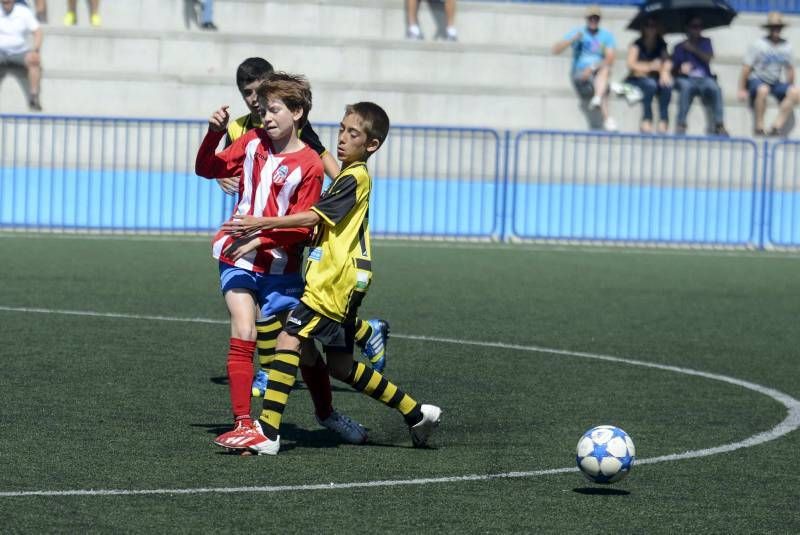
[
  {"x1": 32, "y1": 27, "x2": 755, "y2": 91},
  {"x1": 38, "y1": 0, "x2": 800, "y2": 50},
  {"x1": 0, "y1": 67, "x2": 786, "y2": 138}
]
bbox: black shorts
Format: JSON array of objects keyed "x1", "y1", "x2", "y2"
[{"x1": 283, "y1": 300, "x2": 357, "y2": 354}]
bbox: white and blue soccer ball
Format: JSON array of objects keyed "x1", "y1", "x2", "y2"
[{"x1": 576, "y1": 425, "x2": 635, "y2": 484}]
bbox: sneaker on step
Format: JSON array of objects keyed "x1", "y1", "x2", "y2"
[
  {"x1": 589, "y1": 95, "x2": 602, "y2": 109},
  {"x1": 63, "y1": 11, "x2": 76, "y2": 26},
  {"x1": 406, "y1": 24, "x2": 423, "y2": 40},
  {"x1": 317, "y1": 410, "x2": 368, "y2": 444},
  {"x1": 410, "y1": 404, "x2": 442, "y2": 447},
  {"x1": 251, "y1": 369, "x2": 268, "y2": 398},
  {"x1": 214, "y1": 419, "x2": 271, "y2": 452},
  {"x1": 445, "y1": 26, "x2": 458, "y2": 42},
  {"x1": 603, "y1": 117, "x2": 617, "y2": 132},
  {"x1": 90, "y1": 13, "x2": 102, "y2": 26},
  {"x1": 362, "y1": 319, "x2": 390, "y2": 372}
]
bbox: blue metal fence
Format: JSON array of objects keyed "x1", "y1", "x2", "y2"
[
  {"x1": 510, "y1": 130, "x2": 760, "y2": 246},
  {"x1": 1, "y1": 114, "x2": 797, "y2": 249}
]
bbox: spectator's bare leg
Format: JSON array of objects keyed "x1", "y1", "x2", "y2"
[
  {"x1": 445, "y1": 0, "x2": 456, "y2": 27},
  {"x1": 753, "y1": 84, "x2": 770, "y2": 133},
  {"x1": 25, "y1": 51, "x2": 42, "y2": 110},
  {"x1": 66, "y1": 0, "x2": 76, "y2": 12},
  {"x1": 772, "y1": 86, "x2": 799, "y2": 132},
  {"x1": 406, "y1": 0, "x2": 419, "y2": 26},
  {"x1": 90, "y1": 0, "x2": 99, "y2": 15},
  {"x1": 594, "y1": 65, "x2": 610, "y2": 121},
  {"x1": 405, "y1": 0, "x2": 423, "y2": 39},
  {"x1": 35, "y1": 0, "x2": 47, "y2": 22}
]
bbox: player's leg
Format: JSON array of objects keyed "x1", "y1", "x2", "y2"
[
  {"x1": 212, "y1": 264, "x2": 263, "y2": 451},
  {"x1": 301, "y1": 340, "x2": 367, "y2": 444},
  {"x1": 353, "y1": 316, "x2": 390, "y2": 372},
  {"x1": 250, "y1": 329, "x2": 304, "y2": 455},
  {"x1": 213, "y1": 288, "x2": 265, "y2": 450},
  {"x1": 327, "y1": 349, "x2": 441, "y2": 448},
  {"x1": 251, "y1": 279, "x2": 303, "y2": 397}
]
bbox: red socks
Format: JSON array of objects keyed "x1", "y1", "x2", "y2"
[
  {"x1": 300, "y1": 353, "x2": 333, "y2": 421},
  {"x1": 227, "y1": 338, "x2": 256, "y2": 420}
]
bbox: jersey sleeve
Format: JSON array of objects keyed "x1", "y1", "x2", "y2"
[
  {"x1": 195, "y1": 129, "x2": 247, "y2": 179},
  {"x1": 311, "y1": 174, "x2": 358, "y2": 227},
  {"x1": 299, "y1": 123, "x2": 328, "y2": 156}
]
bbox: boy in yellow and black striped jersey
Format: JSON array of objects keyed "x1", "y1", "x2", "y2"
[{"x1": 218, "y1": 102, "x2": 441, "y2": 455}]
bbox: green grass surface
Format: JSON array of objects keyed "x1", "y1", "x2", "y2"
[{"x1": 1, "y1": 235, "x2": 799, "y2": 533}]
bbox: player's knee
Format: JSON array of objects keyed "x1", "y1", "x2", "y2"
[
  {"x1": 276, "y1": 330, "x2": 301, "y2": 353},
  {"x1": 230, "y1": 321, "x2": 256, "y2": 341}
]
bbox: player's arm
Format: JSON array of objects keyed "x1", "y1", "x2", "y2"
[
  {"x1": 223, "y1": 167, "x2": 324, "y2": 260},
  {"x1": 195, "y1": 105, "x2": 246, "y2": 179},
  {"x1": 223, "y1": 174, "x2": 358, "y2": 235}
]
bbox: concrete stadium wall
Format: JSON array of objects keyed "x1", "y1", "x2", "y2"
[{"x1": 1, "y1": 0, "x2": 800, "y2": 137}]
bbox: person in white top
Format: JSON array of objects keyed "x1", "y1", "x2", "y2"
[
  {"x1": 0, "y1": 0, "x2": 42, "y2": 110},
  {"x1": 737, "y1": 11, "x2": 798, "y2": 136}
]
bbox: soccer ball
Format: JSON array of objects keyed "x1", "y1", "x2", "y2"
[{"x1": 576, "y1": 425, "x2": 635, "y2": 484}]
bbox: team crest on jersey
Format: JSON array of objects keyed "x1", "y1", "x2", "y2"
[{"x1": 272, "y1": 164, "x2": 290, "y2": 184}]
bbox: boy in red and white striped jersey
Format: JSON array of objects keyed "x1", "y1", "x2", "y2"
[{"x1": 196, "y1": 73, "x2": 367, "y2": 449}]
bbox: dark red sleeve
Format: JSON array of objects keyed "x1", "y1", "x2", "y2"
[
  {"x1": 257, "y1": 156, "x2": 324, "y2": 249},
  {"x1": 195, "y1": 129, "x2": 246, "y2": 178}
]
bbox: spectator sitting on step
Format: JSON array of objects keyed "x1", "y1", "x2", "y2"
[
  {"x1": 1, "y1": 0, "x2": 43, "y2": 110},
  {"x1": 63, "y1": 0, "x2": 100, "y2": 26},
  {"x1": 552, "y1": 4, "x2": 617, "y2": 131},
  {"x1": 671, "y1": 16, "x2": 728, "y2": 136},
  {"x1": 405, "y1": 0, "x2": 456, "y2": 41},
  {"x1": 625, "y1": 16, "x2": 672, "y2": 134},
  {"x1": 737, "y1": 11, "x2": 799, "y2": 137}
]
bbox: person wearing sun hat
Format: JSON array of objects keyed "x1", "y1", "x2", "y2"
[
  {"x1": 737, "y1": 11, "x2": 799, "y2": 136},
  {"x1": 553, "y1": 4, "x2": 618, "y2": 131}
]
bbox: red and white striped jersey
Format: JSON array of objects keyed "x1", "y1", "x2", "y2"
[{"x1": 195, "y1": 128, "x2": 324, "y2": 274}]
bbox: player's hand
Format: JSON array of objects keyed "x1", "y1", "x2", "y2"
[
  {"x1": 220, "y1": 214, "x2": 271, "y2": 235},
  {"x1": 223, "y1": 235, "x2": 261, "y2": 262},
  {"x1": 737, "y1": 88, "x2": 748, "y2": 102},
  {"x1": 208, "y1": 105, "x2": 230, "y2": 133},
  {"x1": 216, "y1": 176, "x2": 239, "y2": 195}
]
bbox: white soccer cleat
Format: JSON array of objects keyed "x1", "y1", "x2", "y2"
[
  {"x1": 247, "y1": 433, "x2": 281, "y2": 456},
  {"x1": 410, "y1": 404, "x2": 442, "y2": 448},
  {"x1": 317, "y1": 410, "x2": 368, "y2": 444}
]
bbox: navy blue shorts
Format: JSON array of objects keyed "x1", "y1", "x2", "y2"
[
  {"x1": 218, "y1": 261, "x2": 304, "y2": 318},
  {"x1": 748, "y1": 78, "x2": 791, "y2": 104}
]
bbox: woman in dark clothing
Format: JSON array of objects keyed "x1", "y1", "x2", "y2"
[{"x1": 625, "y1": 17, "x2": 673, "y2": 133}]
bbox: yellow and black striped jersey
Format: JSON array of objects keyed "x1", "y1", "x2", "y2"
[
  {"x1": 225, "y1": 113, "x2": 327, "y2": 157},
  {"x1": 303, "y1": 161, "x2": 372, "y2": 322}
]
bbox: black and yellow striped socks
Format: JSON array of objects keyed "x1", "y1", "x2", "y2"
[
  {"x1": 345, "y1": 361, "x2": 422, "y2": 426},
  {"x1": 353, "y1": 318, "x2": 372, "y2": 348},
  {"x1": 258, "y1": 350, "x2": 300, "y2": 440},
  {"x1": 255, "y1": 315, "x2": 282, "y2": 372}
]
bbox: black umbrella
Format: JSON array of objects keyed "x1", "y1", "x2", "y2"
[{"x1": 627, "y1": 0, "x2": 737, "y2": 34}]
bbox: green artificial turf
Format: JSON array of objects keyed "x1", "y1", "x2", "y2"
[{"x1": 0, "y1": 234, "x2": 799, "y2": 533}]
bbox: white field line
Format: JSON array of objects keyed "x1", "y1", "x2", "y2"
[
  {"x1": 2, "y1": 232, "x2": 800, "y2": 260},
  {"x1": 0, "y1": 305, "x2": 798, "y2": 498}
]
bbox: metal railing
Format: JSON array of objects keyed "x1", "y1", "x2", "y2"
[
  {"x1": 511, "y1": 130, "x2": 760, "y2": 247},
  {"x1": 1, "y1": 113, "x2": 797, "y2": 249}
]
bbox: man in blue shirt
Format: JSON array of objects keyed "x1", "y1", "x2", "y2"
[
  {"x1": 553, "y1": 4, "x2": 617, "y2": 131},
  {"x1": 671, "y1": 16, "x2": 728, "y2": 136}
]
